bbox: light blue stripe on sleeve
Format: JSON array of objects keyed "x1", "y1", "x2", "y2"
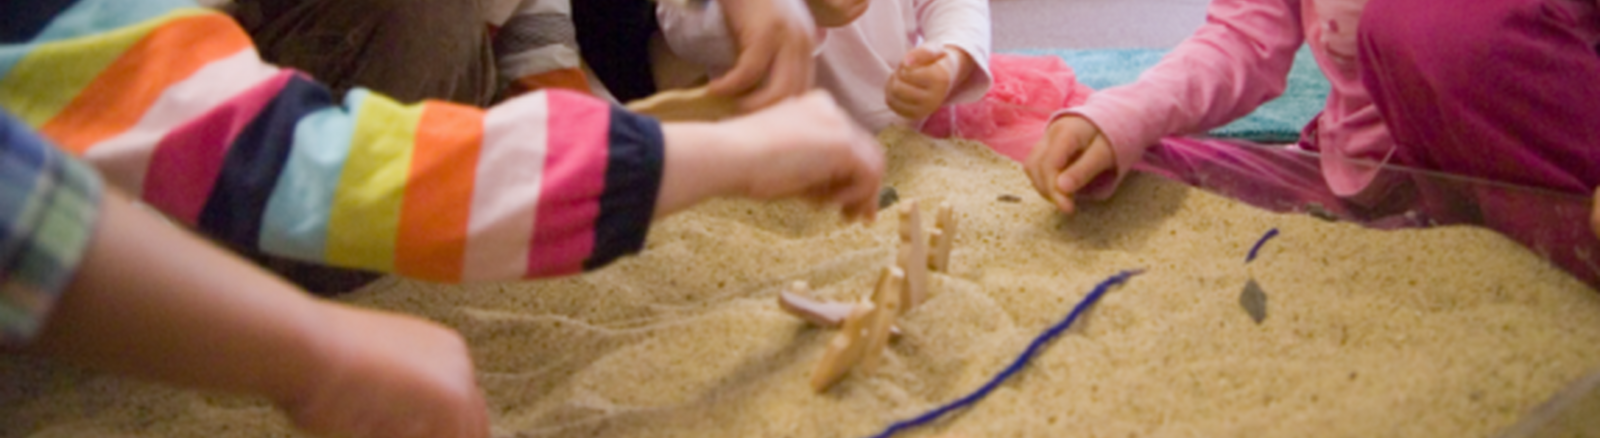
[
  {"x1": 0, "y1": 0, "x2": 196, "y2": 80},
  {"x1": 259, "y1": 90, "x2": 365, "y2": 263}
]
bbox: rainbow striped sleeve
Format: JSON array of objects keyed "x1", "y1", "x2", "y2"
[{"x1": 0, "y1": 0, "x2": 665, "y2": 283}]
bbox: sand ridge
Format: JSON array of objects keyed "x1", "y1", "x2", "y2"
[{"x1": 3, "y1": 128, "x2": 1600, "y2": 438}]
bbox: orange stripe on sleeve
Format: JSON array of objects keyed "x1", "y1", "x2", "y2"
[
  {"x1": 39, "y1": 13, "x2": 252, "y2": 154},
  {"x1": 395, "y1": 102, "x2": 485, "y2": 282}
]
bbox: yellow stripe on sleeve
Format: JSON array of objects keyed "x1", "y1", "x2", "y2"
[{"x1": 325, "y1": 91, "x2": 421, "y2": 273}]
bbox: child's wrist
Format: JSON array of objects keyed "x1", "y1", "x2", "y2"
[
  {"x1": 941, "y1": 46, "x2": 973, "y2": 85},
  {"x1": 711, "y1": 120, "x2": 764, "y2": 198},
  {"x1": 657, "y1": 122, "x2": 753, "y2": 216},
  {"x1": 265, "y1": 300, "x2": 353, "y2": 410}
]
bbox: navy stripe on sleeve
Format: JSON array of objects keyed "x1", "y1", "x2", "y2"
[
  {"x1": 0, "y1": 0, "x2": 78, "y2": 43},
  {"x1": 582, "y1": 105, "x2": 663, "y2": 271},
  {"x1": 197, "y1": 76, "x2": 334, "y2": 250}
]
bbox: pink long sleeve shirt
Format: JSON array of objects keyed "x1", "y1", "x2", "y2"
[{"x1": 1067, "y1": 0, "x2": 1388, "y2": 197}]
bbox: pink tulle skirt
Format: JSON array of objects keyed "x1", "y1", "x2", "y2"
[{"x1": 920, "y1": 53, "x2": 1093, "y2": 162}]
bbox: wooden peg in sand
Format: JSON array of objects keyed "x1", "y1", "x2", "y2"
[
  {"x1": 929, "y1": 202, "x2": 958, "y2": 272},
  {"x1": 897, "y1": 202, "x2": 929, "y2": 311},
  {"x1": 778, "y1": 281, "x2": 901, "y2": 335},
  {"x1": 860, "y1": 266, "x2": 905, "y2": 374},
  {"x1": 810, "y1": 302, "x2": 876, "y2": 392}
]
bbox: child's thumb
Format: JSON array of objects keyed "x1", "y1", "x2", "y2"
[{"x1": 902, "y1": 45, "x2": 948, "y2": 68}]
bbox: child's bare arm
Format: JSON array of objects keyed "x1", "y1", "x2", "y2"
[{"x1": 25, "y1": 189, "x2": 489, "y2": 438}]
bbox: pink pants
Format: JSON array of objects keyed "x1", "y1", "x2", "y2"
[{"x1": 1141, "y1": 0, "x2": 1600, "y2": 286}]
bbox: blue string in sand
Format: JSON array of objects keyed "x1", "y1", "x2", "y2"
[
  {"x1": 1246, "y1": 228, "x2": 1280, "y2": 263},
  {"x1": 863, "y1": 269, "x2": 1145, "y2": 438}
]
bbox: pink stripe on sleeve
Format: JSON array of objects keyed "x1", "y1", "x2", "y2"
[
  {"x1": 524, "y1": 90, "x2": 608, "y2": 277},
  {"x1": 142, "y1": 72, "x2": 294, "y2": 225}
]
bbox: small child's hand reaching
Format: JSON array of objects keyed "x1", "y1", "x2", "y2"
[
  {"x1": 711, "y1": 0, "x2": 818, "y2": 112},
  {"x1": 1025, "y1": 115, "x2": 1117, "y2": 215},
  {"x1": 655, "y1": 91, "x2": 886, "y2": 222},
  {"x1": 886, "y1": 44, "x2": 971, "y2": 121},
  {"x1": 729, "y1": 92, "x2": 886, "y2": 221}
]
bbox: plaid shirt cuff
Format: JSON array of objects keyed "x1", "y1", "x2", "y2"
[{"x1": 0, "y1": 113, "x2": 103, "y2": 346}]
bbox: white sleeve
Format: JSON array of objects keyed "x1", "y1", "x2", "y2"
[
  {"x1": 915, "y1": 0, "x2": 992, "y2": 104},
  {"x1": 656, "y1": 1, "x2": 738, "y2": 74}
]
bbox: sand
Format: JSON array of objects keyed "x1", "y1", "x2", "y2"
[{"x1": 5, "y1": 128, "x2": 1600, "y2": 438}]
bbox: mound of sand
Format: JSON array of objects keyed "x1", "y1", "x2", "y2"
[{"x1": 5, "y1": 128, "x2": 1600, "y2": 438}]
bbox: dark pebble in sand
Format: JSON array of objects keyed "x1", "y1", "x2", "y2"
[
  {"x1": 1241, "y1": 278, "x2": 1268, "y2": 324},
  {"x1": 879, "y1": 186, "x2": 900, "y2": 208}
]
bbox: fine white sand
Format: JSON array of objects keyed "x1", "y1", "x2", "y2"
[{"x1": 4, "y1": 128, "x2": 1600, "y2": 438}]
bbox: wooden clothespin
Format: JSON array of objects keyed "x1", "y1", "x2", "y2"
[
  {"x1": 897, "y1": 202, "x2": 929, "y2": 311},
  {"x1": 929, "y1": 202, "x2": 958, "y2": 272},
  {"x1": 810, "y1": 302, "x2": 876, "y2": 392},
  {"x1": 808, "y1": 267, "x2": 905, "y2": 392},
  {"x1": 860, "y1": 266, "x2": 904, "y2": 374}
]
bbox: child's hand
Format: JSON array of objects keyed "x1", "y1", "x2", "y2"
[
  {"x1": 282, "y1": 305, "x2": 489, "y2": 438},
  {"x1": 730, "y1": 91, "x2": 887, "y2": 221},
  {"x1": 804, "y1": 0, "x2": 870, "y2": 27},
  {"x1": 712, "y1": 0, "x2": 818, "y2": 112},
  {"x1": 655, "y1": 91, "x2": 884, "y2": 221},
  {"x1": 886, "y1": 45, "x2": 967, "y2": 121},
  {"x1": 1025, "y1": 115, "x2": 1116, "y2": 215}
]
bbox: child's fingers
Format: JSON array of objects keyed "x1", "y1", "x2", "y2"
[
  {"x1": 838, "y1": 130, "x2": 885, "y2": 222},
  {"x1": 710, "y1": 45, "x2": 768, "y2": 98},
  {"x1": 828, "y1": 181, "x2": 871, "y2": 222},
  {"x1": 831, "y1": 172, "x2": 880, "y2": 221},
  {"x1": 886, "y1": 93, "x2": 930, "y2": 119},
  {"x1": 1024, "y1": 135, "x2": 1070, "y2": 207},
  {"x1": 1024, "y1": 131, "x2": 1088, "y2": 214},
  {"x1": 759, "y1": 35, "x2": 817, "y2": 109},
  {"x1": 735, "y1": 39, "x2": 815, "y2": 111},
  {"x1": 1047, "y1": 174, "x2": 1077, "y2": 214},
  {"x1": 886, "y1": 75, "x2": 929, "y2": 101},
  {"x1": 1023, "y1": 132, "x2": 1049, "y2": 195},
  {"x1": 850, "y1": 137, "x2": 886, "y2": 211},
  {"x1": 843, "y1": 0, "x2": 871, "y2": 25},
  {"x1": 809, "y1": 0, "x2": 871, "y2": 27},
  {"x1": 709, "y1": 23, "x2": 816, "y2": 112},
  {"x1": 896, "y1": 60, "x2": 948, "y2": 89},
  {"x1": 886, "y1": 79, "x2": 938, "y2": 118},
  {"x1": 1057, "y1": 138, "x2": 1114, "y2": 196},
  {"x1": 901, "y1": 45, "x2": 949, "y2": 69}
]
